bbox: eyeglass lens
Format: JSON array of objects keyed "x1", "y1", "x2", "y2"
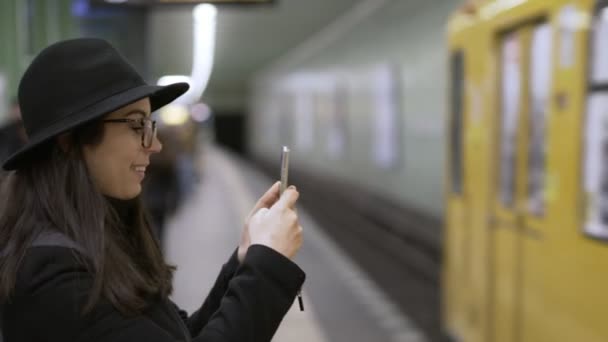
[{"x1": 142, "y1": 120, "x2": 156, "y2": 148}]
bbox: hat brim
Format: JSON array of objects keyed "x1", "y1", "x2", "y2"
[{"x1": 2, "y1": 82, "x2": 189, "y2": 171}]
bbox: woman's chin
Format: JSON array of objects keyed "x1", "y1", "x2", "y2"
[{"x1": 126, "y1": 185, "x2": 142, "y2": 199}]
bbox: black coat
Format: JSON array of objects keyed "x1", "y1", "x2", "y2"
[{"x1": 1, "y1": 238, "x2": 305, "y2": 341}]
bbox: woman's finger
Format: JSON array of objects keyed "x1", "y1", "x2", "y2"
[
  {"x1": 275, "y1": 187, "x2": 299, "y2": 210},
  {"x1": 251, "y1": 181, "x2": 281, "y2": 214},
  {"x1": 260, "y1": 181, "x2": 281, "y2": 205}
]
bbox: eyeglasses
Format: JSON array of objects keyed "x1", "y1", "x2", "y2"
[{"x1": 102, "y1": 118, "x2": 157, "y2": 149}]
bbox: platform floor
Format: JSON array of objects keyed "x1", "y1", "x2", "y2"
[{"x1": 164, "y1": 145, "x2": 427, "y2": 342}]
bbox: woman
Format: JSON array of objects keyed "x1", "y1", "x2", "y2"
[{"x1": 0, "y1": 38, "x2": 305, "y2": 341}]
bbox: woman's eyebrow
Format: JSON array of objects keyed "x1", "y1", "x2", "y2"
[{"x1": 123, "y1": 109, "x2": 149, "y2": 117}]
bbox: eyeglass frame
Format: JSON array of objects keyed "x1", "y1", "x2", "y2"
[{"x1": 102, "y1": 117, "x2": 157, "y2": 149}]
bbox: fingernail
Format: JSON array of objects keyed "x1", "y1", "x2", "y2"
[{"x1": 289, "y1": 185, "x2": 296, "y2": 190}]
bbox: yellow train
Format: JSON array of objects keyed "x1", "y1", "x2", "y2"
[{"x1": 444, "y1": 0, "x2": 608, "y2": 341}]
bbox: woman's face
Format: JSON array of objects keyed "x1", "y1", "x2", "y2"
[{"x1": 83, "y1": 98, "x2": 162, "y2": 199}]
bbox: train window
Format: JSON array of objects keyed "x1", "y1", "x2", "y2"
[
  {"x1": 498, "y1": 33, "x2": 521, "y2": 207},
  {"x1": 583, "y1": 3, "x2": 608, "y2": 240},
  {"x1": 583, "y1": 94, "x2": 608, "y2": 239},
  {"x1": 450, "y1": 51, "x2": 464, "y2": 195},
  {"x1": 590, "y1": 6, "x2": 608, "y2": 84},
  {"x1": 527, "y1": 23, "x2": 552, "y2": 216}
]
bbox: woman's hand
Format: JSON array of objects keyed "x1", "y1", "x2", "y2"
[
  {"x1": 248, "y1": 186, "x2": 302, "y2": 260},
  {"x1": 238, "y1": 181, "x2": 281, "y2": 263}
]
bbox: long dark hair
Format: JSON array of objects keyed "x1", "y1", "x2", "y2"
[{"x1": 0, "y1": 120, "x2": 174, "y2": 316}]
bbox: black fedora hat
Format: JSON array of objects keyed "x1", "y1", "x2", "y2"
[{"x1": 2, "y1": 38, "x2": 189, "y2": 171}]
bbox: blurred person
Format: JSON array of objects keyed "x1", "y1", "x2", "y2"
[
  {"x1": 0, "y1": 98, "x2": 27, "y2": 168},
  {"x1": 142, "y1": 128, "x2": 181, "y2": 242},
  {"x1": 0, "y1": 38, "x2": 305, "y2": 342},
  {"x1": 174, "y1": 118, "x2": 202, "y2": 201}
]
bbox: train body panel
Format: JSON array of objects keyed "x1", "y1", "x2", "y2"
[{"x1": 445, "y1": 0, "x2": 608, "y2": 341}]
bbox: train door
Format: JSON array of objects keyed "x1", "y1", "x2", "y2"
[{"x1": 490, "y1": 20, "x2": 554, "y2": 342}]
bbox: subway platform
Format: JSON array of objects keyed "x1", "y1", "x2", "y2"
[{"x1": 163, "y1": 145, "x2": 428, "y2": 342}]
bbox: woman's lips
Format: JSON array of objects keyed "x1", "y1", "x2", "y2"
[{"x1": 132, "y1": 165, "x2": 147, "y2": 181}]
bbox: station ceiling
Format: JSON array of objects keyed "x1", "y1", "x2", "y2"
[{"x1": 145, "y1": 0, "x2": 363, "y2": 111}]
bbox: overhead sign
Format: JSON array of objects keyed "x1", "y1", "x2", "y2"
[{"x1": 93, "y1": 0, "x2": 274, "y2": 5}]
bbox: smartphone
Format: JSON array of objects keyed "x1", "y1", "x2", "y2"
[
  {"x1": 279, "y1": 146, "x2": 304, "y2": 311},
  {"x1": 280, "y1": 146, "x2": 290, "y2": 196}
]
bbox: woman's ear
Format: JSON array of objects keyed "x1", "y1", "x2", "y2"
[{"x1": 56, "y1": 133, "x2": 72, "y2": 153}]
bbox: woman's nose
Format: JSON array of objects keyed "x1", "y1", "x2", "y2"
[{"x1": 147, "y1": 135, "x2": 163, "y2": 153}]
